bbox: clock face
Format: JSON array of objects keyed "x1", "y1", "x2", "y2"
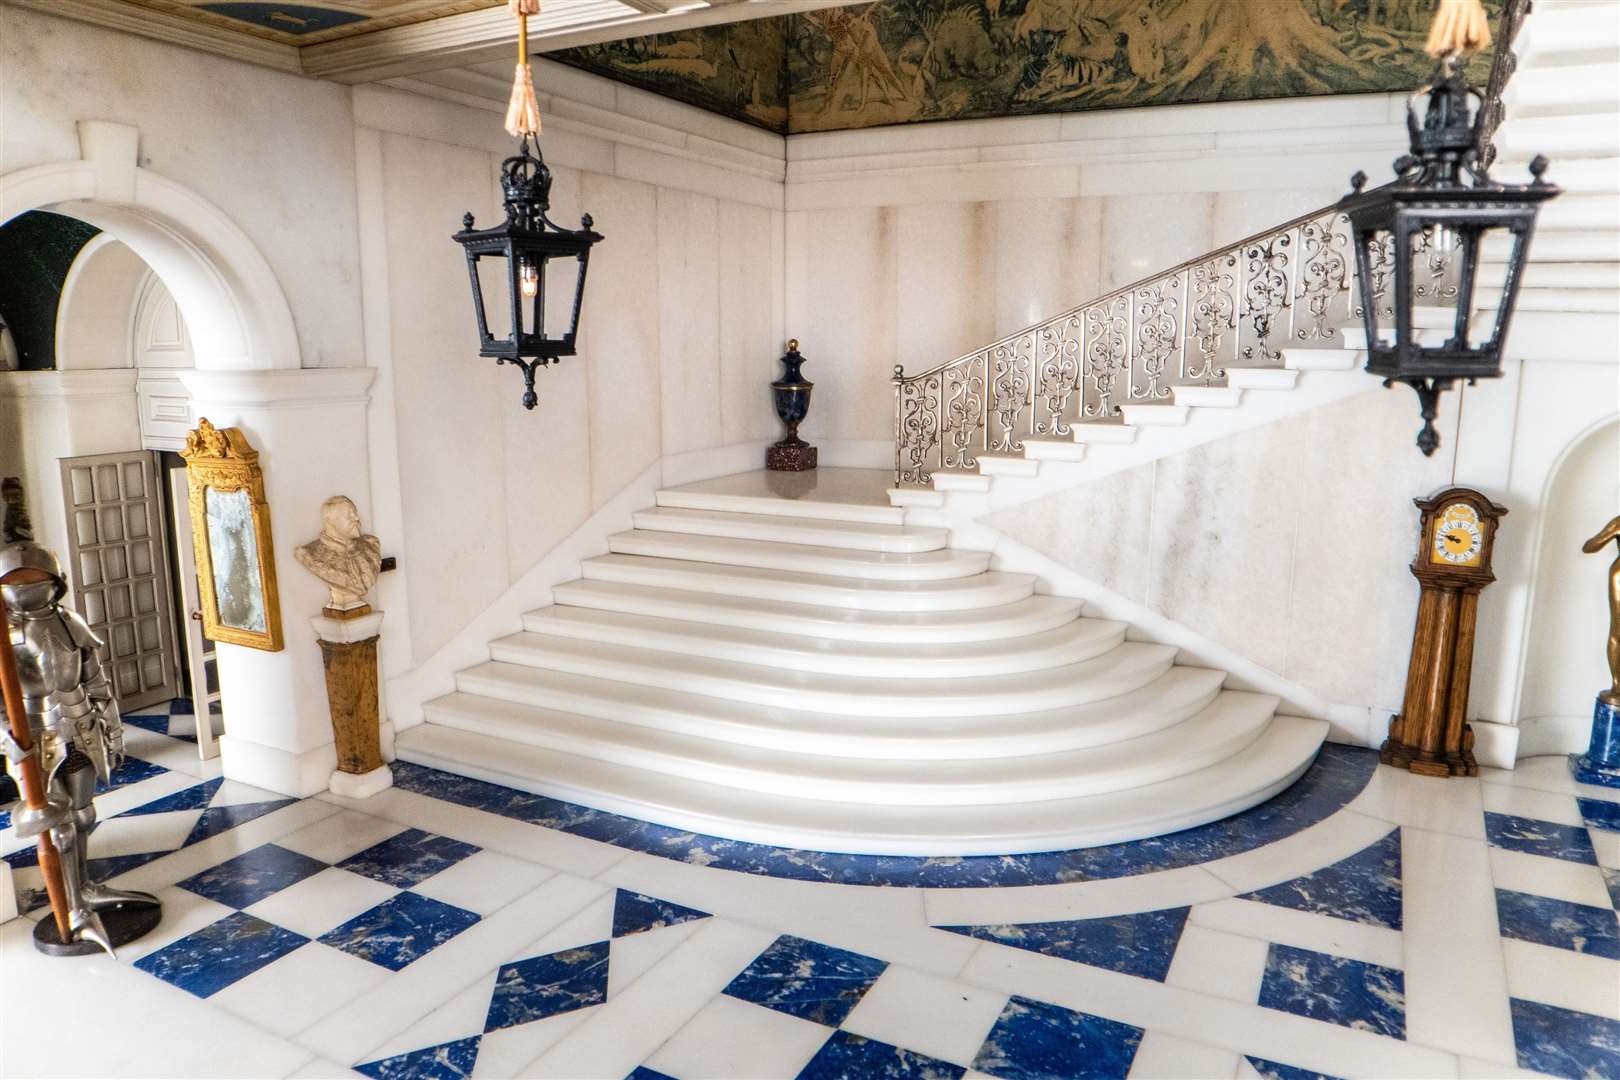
[{"x1": 1432, "y1": 502, "x2": 1485, "y2": 567}]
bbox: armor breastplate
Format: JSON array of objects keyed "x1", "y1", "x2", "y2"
[{"x1": 6, "y1": 610, "x2": 108, "y2": 777}]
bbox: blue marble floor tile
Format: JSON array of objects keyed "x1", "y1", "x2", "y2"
[
  {"x1": 1244, "y1": 1056, "x2": 1344, "y2": 1080},
  {"x1": 1485, "y1": 812, "x2": 1598, "y2": 865},
  {"x1": 797, "y1": 1030, "x2": 963, "y2": 1080},
  {"x1": 178, "y1": 843, "x2": 328, "y2": 909},
  {"x1": 1258, "y1": 943, "x2": 1405, "y2": 1040},
  {"x1": 337, "y1": 827, "x2": 481, "y2": 889},
  {"x1": 386, "y1": 746, "x2": 1379, "y2": 889},
  {"x1": 936, "y1": 907, "x2": 1190, "y2": 982},
  {"x1": 4, "y1": 845, "x2": 39, "y2": 870},
  {"x1": 356, "y1": 1035, "x2": 482, "y2": 1080},
  {"x1": 96, "y1": 755, "x2": 168, "y2": 793},
  {"x1": 485, "y1": 940, "x2": 611, "y2": 1031},
  {"x1": 624, "y1": 1069, "x2": 679, "y2": 1080},
  {"x1": 1239, "y1": 829, "x2": 1402, "y2": 930},
  {"x1": 184, "y1": 798, "x2": 297, "y2": 846},
  {"x1": 1510, "y1": 998, "x2": 1620, "y2": 1080},
  {"x1": 1496, "y1": 889, "x2": 1620, "y2": 960},
  {"x1": 133, "y1": 910, "x2": 307, "y2": 997},
  {"x1": 121, "y1": 713, "x2": 174, "y2": 737},
  {"x1": 612, "y1": 890, "x2": 711, "y2": 938},
  {"x1": 1602, "y1": 868, "x2": 1620, "y2": 911},
  {"x1": 970, "y1": 995, "x2": 1143, "y2": 1080},
  {"x1": 1577, "y1": 796, "x2": 1620, "y2": 833},
  {"x1": 119, "y1": 777, "x2": 224, "y2": 817},
  {"x1": 722, "y1": 934, "x2": 889, "y2": 1027},
  {"x1": 318, "y1": 891, "x2": 480, "y2": 971}
]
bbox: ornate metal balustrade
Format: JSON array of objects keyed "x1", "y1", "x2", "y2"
[
  {"x1": 1478, "y1": 0, "x2": 1534, "y2": 170},
  {"x1": 893, "y1": 200, "x2": 1463, "y2": 485}
]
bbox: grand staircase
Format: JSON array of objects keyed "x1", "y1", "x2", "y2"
[{"x1": 396, "y1": 471, "x2": 1327, "y2": 856}]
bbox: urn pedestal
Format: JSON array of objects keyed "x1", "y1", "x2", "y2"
[
  {"x1": 767, "y1": 340, "x2": 817, "y2": 472},
  {"x1": 1572, "y1": 695, "x2": 1620, "y2": 789},
  {"x1": 311, "y1": 606, "x2": 393, "y2": 799}
]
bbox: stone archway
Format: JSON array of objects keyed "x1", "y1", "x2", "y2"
[{"x1": 0, "y1": 119, "x2": 300, "y2": 372}]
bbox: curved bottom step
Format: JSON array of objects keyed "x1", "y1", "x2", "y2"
[{"x1": 393, "y1": 715, "x2": 1329, "y2": 856}]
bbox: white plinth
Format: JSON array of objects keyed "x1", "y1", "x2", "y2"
[
  {"x1": 310, "y1": 609, "x2": 385, "y2": 644},
  {"x1": 329, "y1": 764, "x2": 393, "y2": 800}
]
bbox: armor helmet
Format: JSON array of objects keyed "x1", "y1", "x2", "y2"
[{"x1": 0, "y1": 541, "x2": 68, "y2": 613}]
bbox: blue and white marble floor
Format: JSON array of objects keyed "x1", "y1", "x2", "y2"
[{"x1": 2, "y1": 709, "x2": 1619, "y2": 1079}]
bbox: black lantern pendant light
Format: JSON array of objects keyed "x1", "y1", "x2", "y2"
[
  {"x1": 452, "y1": 0, "x2": 603, "y2": 411},
  {"x1": 1341, "y1": 0, "x2": 1558, "y2": 455}
]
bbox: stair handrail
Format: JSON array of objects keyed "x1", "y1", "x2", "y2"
[{"x1": 890, "y1": 189, "x2": 1411, "y2": 485}]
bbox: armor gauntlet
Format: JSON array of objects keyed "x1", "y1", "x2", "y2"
[{"x1": 81, "y1": 647, "x2": 124, "y2": 774}]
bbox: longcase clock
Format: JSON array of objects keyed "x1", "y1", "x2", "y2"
[{"x1": 1382, "y1": 486, "x2": 1508, "y2": 777}]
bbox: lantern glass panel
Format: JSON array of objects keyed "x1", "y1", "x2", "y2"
[
  {"x1": 1405, "y1": 220, "x2": 1468, "y2": 348},
  {"x1": 1353, "y1": 228, "x2": 1393, "y2": 349}
]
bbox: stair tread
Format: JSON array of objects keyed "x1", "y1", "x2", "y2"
[
  {"x1": 607, "y1": 530, "x2": 991, "y2": 580},
  {"x1": 487, "y1": 632, "x2": 1176, "y2": 715},
  {"x1": 553, "y1": 579, "x2": 1083, "y2": 643},
  {"x1": 582, "y1": 554, "x2": 1036, "y2": 611},
  {"x1": 657, "y1": 469, "x2": 903, "y2": 525},
  {"x1": 448, "y1": 661, "x2": 1229, "y2": 757},
  {"x1": 394, "y1": 714, "x2": 1328, "y2": 854},
  {"x1": 519, "y1": 604, "x2": 1121, "y2": 676},
  {"x1": 416, "y1": 688, "x2": 1279, "y2": 805},
  {"x1": 631, "y1": 506, "x2": 949, "y2": 552}
]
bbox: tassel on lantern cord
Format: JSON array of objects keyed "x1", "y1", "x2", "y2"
[
  {"x1": 1424, "y1": 0, "x2": 1492, "y2": 60},
  {"x1": 505, "y1": 0, "x2": 543, "y2": 138}
]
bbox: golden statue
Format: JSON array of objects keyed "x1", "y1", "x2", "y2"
[{"x1": 1583, "y1": 513, "x2": 1620, "y2": 705}]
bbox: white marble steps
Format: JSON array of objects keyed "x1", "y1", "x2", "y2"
[
  {"x1": 519, "y1": 605, "x2": 1126, "y2": 678},
  {"x1": 630, "y1": 506, "x2": 948, "y2": 553},
  {"x1": 551, "y1": 579, "x2": 1084, "y2": 644},
  {"x1": 443, "y1": 662, "x2": 1228, "y2": 760},
  {"x1": 606, "y1": 530, "x2": 990, "y2": 581},
  {"x1": 394, "y1": 714, "x2": 1328, "y2": 855},
  {"x1": 415, "y1": 686, "x2": 1279, "y2": 807},
  {"x1": 580, "y1": 554, "x2": 1035, "y2": 612},
  {"x1": 655, "y1": 470, "x2": 904, "y2": 525},
  {"x1": 485, "y1": 632, "x2": 1177, "y2": 717}
]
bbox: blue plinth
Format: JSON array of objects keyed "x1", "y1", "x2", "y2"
[{"x1": 1571, "y1": 695, "x2": 1620, "y2": 789}]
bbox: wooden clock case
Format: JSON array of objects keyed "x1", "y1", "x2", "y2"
[{"x1": 1381, "y1": 486, "x2": 1508, "y2": 778}]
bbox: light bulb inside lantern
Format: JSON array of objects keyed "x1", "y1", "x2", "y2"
[
  {"x1": 1433, "y1": 224, "x2": 1456, "y2": 256},
  {"x1": 520, "y1": 259, "x2": 539, "y2": 299}
]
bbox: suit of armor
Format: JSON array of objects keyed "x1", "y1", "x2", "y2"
[{"x1": 2, "y1": 542, "x2": 158, "y2": 953}]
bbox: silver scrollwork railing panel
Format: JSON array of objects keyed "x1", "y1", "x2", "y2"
[{"x1": 1034, "y1": 316, "x2": 1082, "y2": 437}]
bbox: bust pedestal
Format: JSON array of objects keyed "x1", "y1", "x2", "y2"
[
  {"x1": 311, "y1": 605, "x2": 392, "y2": 799},
  {"x1": 1572, "y1": 695, "x2": 1620, "y2": 789}
]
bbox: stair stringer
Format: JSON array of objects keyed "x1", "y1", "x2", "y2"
[
  {"x1": 910, "y1": 521, "x2": 1378, "y2": 749},
  {"x1": 899, "y1": 363, "x2": 1379, "y2": 517}
]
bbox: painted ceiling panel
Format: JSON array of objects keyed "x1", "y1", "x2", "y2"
[
  {"x1": 549, "y1": 0, "x2": 1501, "y2": 134},
  {"x1": 115, "y1": 0, "x2": 502, "y2": 45}
]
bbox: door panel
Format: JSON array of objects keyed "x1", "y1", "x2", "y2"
[
  {"x1": 169, "y1": 466, "x2": 221, "y2": 759},
  {"x1": 59, "y1": 450, "x2": 181, "y2": 712}
]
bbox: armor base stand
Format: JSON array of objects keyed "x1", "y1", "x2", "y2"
[{"x1": 35, "y1": 900, "x2": 163, "y2": 956}]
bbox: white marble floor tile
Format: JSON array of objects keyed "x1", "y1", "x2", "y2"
[
  {"x1": 108, "y1": 799, "x2": 342, "y2": 896},
  {"x1": 840, "y1": 963, "x2": 1008, "y2": 1067},
  {"x1": 1163, "y1": 923, "x2": 1270, "y2": 1003},
  {"x1": 1348, "y1": 767, "x2": 1485, "y2": 839},
  {"x1": 275, "y1": 809, "x2": 410, "y2": 864},
  {"x1": 1590, "y1": 826, "x2": 1620, "y2": 869},
  {"x1": 245, "y1": 867, "x2": 400, "y2": 939},
  {"x1": 282, "y1": 1057, "x2": 359, "y2": 1079},
  {"x1": 1482, "y1": 755, "x2": 1620, "y2": 802},
  {"x1": 921, "y1": 865, "x2": 1233, "y2": 928},
  {"x1": 1127, "y1": 1031, "x2": 1242, "y2": 1079},
  {"x1": 473, "y1": 1012, "x2": 593, "y2": 1079},
  {"x1": 1456, "y1": 1054, "x2": 1562, "y2": 1078},
  {"x1": 213, "y1": 778, "x2": 294, "y2": 806},
  {"x1": 362, "y1": 966, "x2": 493, "y2": 1061},
  {"x1": 957, "y1": 939, "x2": 1460, "y2": 1078},
  {"x1": 89, "y1": 809, "x2": 202, "y2": 858},
  {"x1": 523, "y1": 917, "x2": 782, "y2": 1079},
  {"x1": 1482, "y1": 782, "x2": 1587, "y2": 827},
  {"x1": 643, "y1": 994, "x2": 833, "y2": 1080},
  {"x1": 518, "y1": 891, "x2": 616, "y2": 958},
  {"x1": 410, "y1": 848, "x2": 556, "y2": 915},
  {"x1": 300, "y1": 873, "x2": 609, "y2": 1067},
  {"x1": 608, "y1": 919, "x2": 707, "y2": 997},
  {"x1": 1402, "y1": 827, "x2": 1518, "y2": 1067},
  {"x1": 596, "y1": 851, "x2": 970, "y2": 978},
  {"x1": 1489, "y1": 846, "x2": 1615, "y2": 909},
  {"x1": 122, "y1": 729, "x2": 218, "y2": 778},
  {"x1": 1502, "y1": 938, "x2": 1620, "y2": 1022},
  {"x1": 1189, "y1": 898, "x2": 1402, "y2": 970},
  {"x1": 1200, "y1": 809, "x2": 1394, "y2": 894},
  {"x1": 0, "y1": 916, "x2": 313, "y2": 1079},
  {"x1": 211, "y1": 941, "x2": 392, "y2": 1040}
]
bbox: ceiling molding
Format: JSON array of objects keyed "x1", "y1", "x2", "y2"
[
  {"x1": 3, "y1": 0, "x2": 303, "y2": 74},
  {"x1": 302, "y1": 0, "x2": 862, "y2": 84}
]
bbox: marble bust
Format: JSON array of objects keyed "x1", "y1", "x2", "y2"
[{"x1": 295, "y1": 495, "x2": 381, "y2": 612}]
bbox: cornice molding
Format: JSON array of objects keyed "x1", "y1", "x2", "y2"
[
  {"x1": 0, "y1": 368, "x2": 139, "y2": 400},
  {"x1": 2, "y1": 0, "x2": 301, "y2": 74},
  {"x1": 178, "y1": 367, "x2": 377, "y2": 409}
]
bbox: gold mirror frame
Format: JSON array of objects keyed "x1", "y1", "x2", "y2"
[{"x1": 179, "y1": 418, "x2": 284, "y2": 652}]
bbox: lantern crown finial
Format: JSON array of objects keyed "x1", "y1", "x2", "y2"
[{"x1": 500, "y1": 137, "x2": 554, "y2": 229}]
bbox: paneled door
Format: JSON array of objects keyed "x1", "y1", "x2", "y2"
[
  {"x1": 59, "y1": 451, "x2": 181, "y2": 712},
  {"x1": 168, "y1": 466, "x2": 221, "y2": 759}
]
